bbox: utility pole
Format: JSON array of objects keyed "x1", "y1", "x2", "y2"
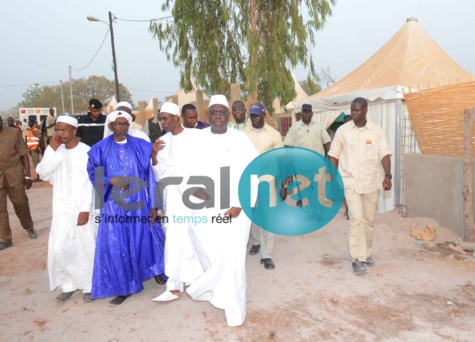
[
  {"x1": 60, "y1": 80, "x2": 65, "y2": 114},
  {"x1": 68, "y1": 66, "x2": 75, "y2": 115},
  {"x1": 109, "y1": 11, "x2": 120, "y2": 102}
]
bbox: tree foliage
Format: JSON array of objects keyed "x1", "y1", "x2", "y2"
[
  {"x1": 0, "y1": 107, "x2": 20, "y2": 119},
  {"x1": 18, "y1": 76, "x2": 133, "y2": 114},
  {"x1": 150, "y1": 0, "x2": 335, "y2": 114},
  {"x1": 299, "y1": 79, "x2": 321, "y2": 96}
]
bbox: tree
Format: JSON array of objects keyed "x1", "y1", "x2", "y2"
[
  {"x1": 319, "y1": 66, "x2": 338, "y2": 87},
  {"x1": 0, "y1": 106, "x2": 20, "y2": 119},
  {"x1": 17, "y1": 76, "x2": 133, "y2": 114},
  {"x1": 150, "y1": 0, "x2": 336, "y2": 114},
  {"x1": 299, "y1": 79, "x2": 321, "y2": 96}
]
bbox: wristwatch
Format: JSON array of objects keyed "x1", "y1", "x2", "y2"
[{"x1": 385, "y1": 173, "x2": 392, "y2": 179}]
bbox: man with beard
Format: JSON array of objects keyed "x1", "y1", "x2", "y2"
[
  {"x1": 228, "y1": 100, "x2": 250, "y2": 131},
  {"x1": 87, "y1": 110, "x2": 166, "y2": 306},
  {"x1": 36, "y1": 116, "x2": 96, "y2": 302}
]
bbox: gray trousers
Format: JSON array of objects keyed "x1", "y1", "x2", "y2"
[{"x1": 249, "y1": 223, "x2": 275, "y2": 259}]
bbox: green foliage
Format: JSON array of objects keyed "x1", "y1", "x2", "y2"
[
  {"x1": 150, "y1": 0, "x2": 335, "y2": 114},
  {"x1": 18, "y1": 76, "x2": 134, "y2": 114},
  {"x1": 299, "y1": 79, "x2": 321, "y2": 96},
  {"x1": 0, "y1": 107, "x2": 20, "y2": 119}
]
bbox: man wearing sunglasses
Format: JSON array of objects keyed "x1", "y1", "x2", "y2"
[{"x1": 228, "y1": 100, "x2": 251, "y2": 131}]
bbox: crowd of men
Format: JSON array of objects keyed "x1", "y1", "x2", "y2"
[{"x1": 0, "y1": 95, "x2": 391, "y2": 326}]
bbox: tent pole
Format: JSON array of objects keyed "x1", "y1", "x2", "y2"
[{"x1": 394, "y1": 98, "x2": 402, "y2": 206}]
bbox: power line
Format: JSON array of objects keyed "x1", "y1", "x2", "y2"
[
  {"x1": 0, "y1": 81, "x2": 59, "y2": 88},
  {"x1": 71, "y1": 28, "x2": 110, "y2": 71},
  {"x1": 115, "y1": 9, "x2": 195, "y2": 23}
]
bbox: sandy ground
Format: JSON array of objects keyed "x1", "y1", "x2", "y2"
[{"x1": 1, "y1": 182, "x2": 475, "y2": 342}]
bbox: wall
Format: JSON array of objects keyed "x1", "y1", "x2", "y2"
[{"x1": 403, "y1": 154, "x2": 469, "y2": 237}]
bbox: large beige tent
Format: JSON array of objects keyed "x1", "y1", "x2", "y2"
[{"x1": 290, "y1": 17, "x2": 474, "y2": 213}]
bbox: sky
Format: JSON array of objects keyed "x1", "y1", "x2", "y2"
[{"x1": 1, "y1": 0, "x2": 474, "y2": 113}]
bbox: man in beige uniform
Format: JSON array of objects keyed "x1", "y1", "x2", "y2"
[
  {"x1": 284, "y1": 104, "x2": 331, "y2": 155},
  {"x1": 284, "y1": 103, "x2": 331, "y2": 206},
  {"x1": 244, "y1": 103, "x2": 283, "y2": 270},
  {"x1": 328, "y1": 97, "x2": 392, "y2": 275}
]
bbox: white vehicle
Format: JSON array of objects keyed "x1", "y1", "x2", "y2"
[{"x1": 18, "y1": 107, "x2": 56, "y2": 125}]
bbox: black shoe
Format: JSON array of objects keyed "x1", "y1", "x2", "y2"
[
  {"x1": 109, "y1": 295, "x2": 130, "y2": 306},
  {"x1": 27, "y1": 228, "x2": 38, "y2": 239},
  {"x1": 56, "y1": 291, "x2": 76, "y2": 301},
  {"x1": 249, "y1": 245, "x2": 260, "y2": 256},
  {"x1": 83, "y1": 293, "x2": 94, "y2": 302},
  {"x1": 352, "y1": 260, "x2": 366, "y2": 275},
  {"x1": 363, "y1": 256, "x2": 374, "y2": 267},
  {"x1": 0, "y1": 242, "x2": 13, "y2": 251},
  {"x1": 261, "y1": 258, "x2": 275, "y2": 270}
]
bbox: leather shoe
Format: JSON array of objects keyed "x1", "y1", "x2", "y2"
[
  {"x1": 363, "y1": 256, "x2": 374, "y2": 267},
  {"x1": 249, "y1": 245, "x2": 260, "y2": 256},
  {"x1": 109, "y1": 295, "x2": 130, "y2": 306},
  {"x1": 56, "y1": 291, "x2": 76, "y2": 301},
  {"x1": 0, "y1": 242, "x2": 13, "y2": 251},
  {"x1": 27, "y1": 228, "x2": 38, "y2": 239},
  {"x1": 83, "y1": 293, "x2": 93, "y2": 302},
  {"x1": 261, "y1": 258, "x2": 275, "y2": 270},
  {"x1": 352, "y1": 260, "x2": 367, "y2": 275}
]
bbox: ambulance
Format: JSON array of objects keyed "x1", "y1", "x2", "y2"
[{"x1": 18, "y1": 107, "x2": 55, "y2": 125}]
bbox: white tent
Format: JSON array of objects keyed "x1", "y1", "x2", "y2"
[
  {"x1": 145, "y1": 97, "x2": 159, "y2": 111},
  {"x1": 273, "y1": 73, "x2": 308, "y2": 115},
  {"x1": 290, "y1": 18, "x2": 474, "y2": 213},
  {"x1": 105, "y1": 95, "x2": 117, "y2": 114},
  {"x1": 167, "y1": 79, "x2": 209, "y2": 108}
]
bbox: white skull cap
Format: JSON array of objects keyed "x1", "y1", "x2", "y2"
[
  {"x1": 208, "y1": 95, "x2": 229, "y2": 109},
  {"x1": 161, "y1": 102, "x2": 180, "y2": 116}
]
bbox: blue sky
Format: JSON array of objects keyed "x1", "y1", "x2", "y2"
[{"x1": 1, "y1": 0, "x2": 474, "y2": 112}]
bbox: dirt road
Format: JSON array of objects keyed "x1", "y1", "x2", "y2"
[{"x1": 1, "y1": 184, "x2": 474, "y2": 341}]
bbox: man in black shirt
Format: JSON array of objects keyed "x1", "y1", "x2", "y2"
[{"x1": 76, "y1": 99, "x2": 107, "y2": 147}]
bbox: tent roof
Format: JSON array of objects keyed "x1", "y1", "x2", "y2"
[
  {"x1": 145, "y1": 97, "x2": 160, "y2": 110},
  {"x1": 105, "y1": 95, "x2": 117, "y2": 114},
  {"x1": 307, "y1": 18, "x2": 473, "y2": 100},
  {"x1": 167, "y1": 79, "x2": 209, "y2": 108}
]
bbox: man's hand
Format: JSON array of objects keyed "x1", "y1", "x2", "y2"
[
  {"x1": 152, "y1": 139, "x2": 165, "y2": 154},
  {"x1": 192, "y1": 188, "x2": 211, "y2": 200},
  {"x1": 24, "y1": 178, "x2": 32, "y2": 190},
  {"x1": 49, "y1": 134, "x2": 61, "y2": 151},
  {"x1": 77, "y1": 212, "x2": 89, "y2": 226},
  {"x1": 109, "y1": 176, "x2": 129, "y2": 190},
  {"x1": 151, "y1": 139, "x2": 165, "y2": 166},
  {"x1": 383, "y1": 177, "x2": 392, "y2": 191},
  {"x1": 150, "y1": 208, "x2": 158, "y2": 226},
  {"x1": 224, "y1": 207, "x2": 242, "y2": 219}
]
